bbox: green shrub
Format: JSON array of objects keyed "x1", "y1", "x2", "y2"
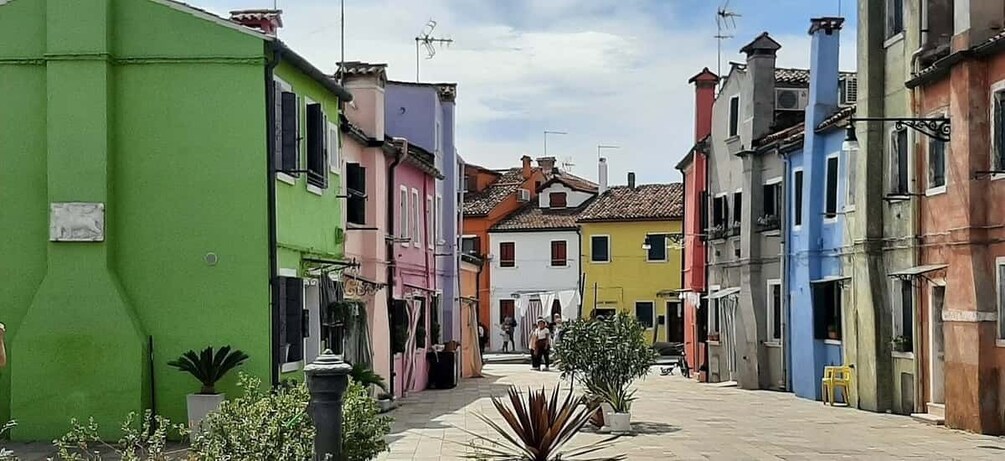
[
  {"x1": 51, "y1": 411, "x2": 187, "y2": 461},
  {"x1": 342, "y1": 380, "x2": 392, "y2": 461}
]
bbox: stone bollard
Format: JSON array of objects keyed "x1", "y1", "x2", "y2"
[{"x1": 304, "y1": 350, "x2": 353, "y2": 461}]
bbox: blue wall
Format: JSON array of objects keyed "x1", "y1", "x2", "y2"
[{"x1": 785, "y1": 20, "x2": 848, "y2": 401}]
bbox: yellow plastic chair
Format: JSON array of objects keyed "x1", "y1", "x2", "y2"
[{"x1": 821, "y1": 365, "x2": 853, "y2": 405}]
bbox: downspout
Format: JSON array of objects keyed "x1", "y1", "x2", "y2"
[
  {"x1": 576, "y1": 226, "x2": 583, "y2": 319},
  {"x1": 702, "y1": 148, "x2": 712, "y2": 379},
  {"x1": 266, "y1": 41, "x2": 283, "y2": 387},
  {"x1": 908, "y1": 3, "x2": 926, "y2": 413},
  {"x1": 386, "y1": 138, "x2": 407, "y2": 396},
  {"x1": 779, "y1": 147, "x2": 791, "y2": 391}
]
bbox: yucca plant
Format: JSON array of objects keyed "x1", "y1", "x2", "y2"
[
  {"x1": 463, "y1": 386, "x2": 625, "y2": 461},
  {"x1": 167, "y1": 346, "x2": 249, "y2": 394},
  {"x1": 350, "y1": 363, "x2": 389, "y2": 393}
]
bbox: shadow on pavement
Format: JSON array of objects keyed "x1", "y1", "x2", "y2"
[{"x1": 385, "y1": 371, "x2": 510, "y2": 439}]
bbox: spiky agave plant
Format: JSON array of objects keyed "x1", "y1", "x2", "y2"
[
  {"x1": 167, "y1": 346, "x2": 249, "y2": 394},
  {"x1": 463, "y1": 386, "x2": 625, "y2": 461}
]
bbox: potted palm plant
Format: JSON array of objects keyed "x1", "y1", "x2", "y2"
[{"x1": 167, "y1": 345, "x2": 248, "y2": 433}]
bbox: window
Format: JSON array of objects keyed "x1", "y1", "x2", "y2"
[
  {"x1": 793, "y1": 170, "x2": 804, "y2": 227},
  {"x1": 305, "y1": 102, "x2": 328, "y2": 189},
  {"x1": 426, "y1": 196, "x2": 434, "y2": 249},
  {"x1": 813, "y1": 281, "x2": 842, "y2": 341},
  {"x1": 590, "y1": 235, "x2": 610, "y2": 262},
  {"x1": 708, "y1": 294, "x2": 721, "y2": 341},
  {"x1": 825, "y1": 156, "x2": 839, "y2": 219},
  {"x1": 728, "y1": 95, "x2": 740, "y2": 137},
  {"x1": 328, "y1": 121, "x2": 340, "y2": 173},
  {"x1": 645, "y1": 234, "x2": 667, "y2": 262},
  {"x1": 846, "y1": 144, "x2": 857, "y2": 207},
  {"x1": 550, "y1": 240, "x2": 568, "y2": 267},
  {"x1": 886, "y1": 0, "x2": 904, "y2": 39},
  {"x1": 499, "y1": 242, "x2": 515, "y2": 267},
  {"x1": 769, "y1": 282, "x2": 782, "y2": 342},
  {"x1": 398, "y1": 187, "x2": 408, "y2": 242},
  {"x1": 500, "y1": 299, "x2": 515, "y2": 323},
  {"x1": 550, "y1": 192, "x2": 568, "y2": 208},
  {"x1": 346, "y1": 163, "x2": 366, "y2": 225},
  {"x1": 994, "y1": 90, "x2": 1005, "y2": 172},
  {"x1": 435, "y1": 195, "x2": 443, "y2": 242},
  {"x1": 461, "y1": 236, "x2": 481, "y2": 256},
  {"x1": 997, "y1": 258, "x2": 1005, "y2": 339},
  {"x1": 929, "y1": 137, "x2": 947, "y2": 190},
  {"x1": 894, "y1": 280, "x2": 914, "y2": 348},
  {"x1": 278, "y1": 276, "x2": 305, "y2": 364},
  {"x1": 635, "y1": 302, "x2": 655, "y2": 329},
  {"x1": 762, "y1": 182, "x2": 781, "y2": 218},
  {"x1": 891, "y1": 127, "x2": 910, "y2": 194},
  {"x1": 666, "y1": 301, "x2": 684, "y2": 343},
  {"x1": 732, "y1": 191, "x2": 742, "y2": 227},
  {"x1": 411, "y1": 189, "x2": 420, "y2": 247},
  {"x1": 464, "y1": 175, "x2": 476, "y2": 192},
  {"x1": 277, "y1": 87, "x2": 300, "y2": 174}
]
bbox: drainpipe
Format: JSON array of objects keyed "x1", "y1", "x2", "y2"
[
  {"x1": 702, "y1": 148, "x2": 712, "y2": 380},
  {"x1": 266, "y1": 42, "x2": 283, "y2": 387},
  {"x1": 779, "y1": 148, "x2": 791, "y2": 391},
  {"x1": 386, "y1": 138, "x2": 407, "y2": 396},
  {"x1": 576, "y1": 226, "x2": 583, "y2": 319}
]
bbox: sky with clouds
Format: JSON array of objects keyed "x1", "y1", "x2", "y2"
[{"x1": 198, "y1": 0, "x2": 858, "y2": 185}]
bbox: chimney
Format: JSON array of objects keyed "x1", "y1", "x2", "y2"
[
  {"x1": 598, "y1": 157, "x2": 609, "y2": 195},
  {"x1": 536, "y1": 157, "x2": 557, "y2": 175},
  {"x1": 627, "y1": 172, "x2": 636, "y2": 189},
  {"x1": 229, "y1": 9, "x2": 283, "y2": 36},
  {"x1": 740, "y1": 32, "x2": 781, "y2": 140},
  {"x1": 688, "y1": 67, "x2": 720, "y2": 142},
  {"x1": 807, "y1": 18, "x2": 844, "y2": 127},
  {"x1": 521, "y1": 155, "x2": 533, "y2": 179}
]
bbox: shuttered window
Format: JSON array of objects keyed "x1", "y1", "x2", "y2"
[
  {"x1": 793, "y1": 170, "x2": 804, "y2": 226},
  {"x1": 994, "y1": 91, "x2": 1005, "y2": 171},
  {"x1": 891, "y1": 128, "x2": 910, "y2": 194},
  {"x1": 550, "y1": 240, "x2": 567, "y2": 267},
  {"x1": 550, "y1": 192, "x2": 567, "y2": 208},
  {"x1": 277, "y1": 276, "x2": 305, "y2": 364},
  {"x1": 728, "y1": 96, "x2": 740, "y2": 137},
  {"x1": 279, "y1": 91, "x2": 299, "y2": 174},
  {"x1": 499, "y1": 242, "x2": 515, "y2": 267},
  {"x1": 305, "y1": 103, "x2": 328, "y2": 188},
  {"x1": 997, "y1": 260, "x2": 1005, "y2": 340},
  {"x1": 346, "y1": 163, "x2": 366, "y2": 225},
  {"x1": 825, "y1": 156, "x2": 839, "y2": 218},
  {"x1": 928, "y1": 137, "x2": 947, "y2": 189}
]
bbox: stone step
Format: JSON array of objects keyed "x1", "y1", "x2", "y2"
[
  {"x1": 927, "y1": 402, "x2": 945, "y2": 418},
  {"x1": 911, "y1": 412, "x2": 945, "y2": 426}
]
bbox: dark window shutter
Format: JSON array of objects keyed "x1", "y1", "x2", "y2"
[
  {"x1": 277, "y1": 276, "x2": 288, "y2": 355},
  {"x1": 273, "y1": 83, "x2": 284, "y2": 171},
  {"x1": 729, "y1": 97, "x2": 739, "y2": 137},
  {"x1": 306, "y1": 103, "x2": 325, "y2": 187},
  {"x1": 284, "y1": 277, "x2": 304, "y2": 362},
  {"x1": 281, "y1": 92, "x2": 299, "y2": 173},
  {"x1": 826, "y1": 157, "x2": 839, "y2": 216},
  {"x1": 347, "y1": 163, "x2": 366, "y2": 225},
  {"x1": 996, "y1": 95, "x2": 1005, "y2": 170},
  {"x1": 794, "y1": 171, "x2": 804, "y2": 226}
]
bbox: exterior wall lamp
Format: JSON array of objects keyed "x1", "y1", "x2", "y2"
[
  {"x1": 844, "y1": 116, "x2": 951, "y2": 144},
  {"x1": 641, "y1": 232, "x2": 686, "y2": 251}
]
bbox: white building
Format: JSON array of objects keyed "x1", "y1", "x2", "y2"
[{"x1": 483, "y1": 172, "x2": 597, "y2": 351}]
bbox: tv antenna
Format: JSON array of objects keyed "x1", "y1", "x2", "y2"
[
  {"x1": 415, "y1": 20, "x2": 453, "y2": 82},
  {"x1": 560, "y1": 156, "x2": 576, "y2": 172},
  {"x1": 715, "y1": 0, "x2": 741, "y2": 90}
]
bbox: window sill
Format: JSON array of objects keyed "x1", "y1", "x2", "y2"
[
  {"x1": 925, "y1": 186, "x2": 947, "y2": 196},
  {"x1": 991, "y1": 173, "x2": 1005, "y2": 182},
  {"x1": 823, "y1": 218, "x2": 838, "y2": 225},
  {"x1": 277, "y1": 173, "x2": 297, "y2": 185},
  {"x1": 307, "y1": 184, "x2": 325, "y2": 196},
  {"x1": 708, "y1": 340, "x2": 721, "y2": 346},
  {"x1": 892, "y1": 351, "x2": 915, "y2": 359},
  {"x1": 759, "y1": 229, "x2": 781, "y2": 236},
  {"x1": 995, "y1": 339, "x2": 1005, "y2": 348},
  {"x1": 280, "y1": 361, "x2": 303, "y2": 373},
  {"x1": 823, "y1": 339, "x2": 842, "y2": 346},
  {"x1": 884, "y1": 32, "x2": 904, "y2": 48},
  {"x1": 646, "y1": 259, "x2": 668, "y2": 264},
  {"x1": 591, "y1": 260, "x2": 611, "y2": 264},
  {"x1": 764, "y1": 341, "x2": 782, "y2": 348},
  {"x1": 548, "y1": 264, "x2": 570, "y2": 269},
  {"x1": 843, "y1": 205, "x2": 856, "y2": 213}
]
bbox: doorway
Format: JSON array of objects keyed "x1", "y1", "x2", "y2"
[
  {"x1": 666, "y1": 300, "x2": 684, "y2": 343},
  {"x1": 721, "y1": 297, "x2": 738, "y2": 382},
  {"x1": 929, "y1": 284, "x2": 946, "y2": 404}
]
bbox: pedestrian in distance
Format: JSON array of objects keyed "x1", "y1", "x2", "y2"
[{"x1": 529, "y1": 318, "x2": 552, "y2": 371}]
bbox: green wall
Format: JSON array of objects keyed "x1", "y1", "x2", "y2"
[{"x1": 0, "y1": 0, "x2": 274, "y2": 440}]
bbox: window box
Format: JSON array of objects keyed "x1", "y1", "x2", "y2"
[
  {"x1": 892, "y1": 335, "x2": 913, "y2": 353},
  {"x1": 756, "y1": 214, "x2": 780, "y2": 232},
  {"x1": 729, "y1": 221, "x2": 741, "y2": 237},
  {"x1": 707, "y1": 224, "x2": 728, "y2": 241}
]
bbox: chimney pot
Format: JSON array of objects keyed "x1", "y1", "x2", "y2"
[
  {"x1": 521, "y1": 155, "x2": 533, "y2": 179},
  {"x1": 628, "y1": 172, "x2": 636, "y2": 189},
  {"x1": 598, "y1": 157, "x2": 609, "y2": 195},
  {"x1": 536, "y1": 157, "x2": 557, "y2": 175}
]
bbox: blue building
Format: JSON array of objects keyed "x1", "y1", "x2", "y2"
[
  {"x1": 385, "y1": 81, "x2": 462, "y2": 342},
  {"x1": 758, "y1": 17, "x2": 856, "y2": 400}
]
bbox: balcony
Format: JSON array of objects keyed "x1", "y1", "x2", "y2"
[{"x1": 706, "y1": 224, "x2": 729, "y2": 241}]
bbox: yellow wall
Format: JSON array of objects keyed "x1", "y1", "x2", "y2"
[{"x1": 580, "y1": 220, "x2": 683, "y2": 343}]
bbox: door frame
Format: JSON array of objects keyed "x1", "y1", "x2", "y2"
[{"x1": 928, "y1": 280, "x2": 947, "y2": 405}]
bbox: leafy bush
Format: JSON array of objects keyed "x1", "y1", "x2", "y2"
[
  {"x1": 342, "y1": 380, "x2": 392, "y2": 461},
  {"x1": 463, "y1": 386, "x2": 623, "y2": 461},
  {"x1": 167, "y1": 345, "x2": 249, "y2": 394},
  {"x1": 51, "y1": 411, "x2": 187, "y2": 461},
  {"x1": 350, "y1": 363, "x2": 389, "y2": 393},
  {"x1": 555, "y1": 315, "x2": 657, "y2": 412}
]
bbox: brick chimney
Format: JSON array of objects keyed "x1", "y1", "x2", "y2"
[
  {"x1": 807, "y1": 18, "x2": 844, "y2": 127},
  {"x1": 536, "y1": 157, "x2": 556, "y2": 175},
  {"x1": 688, "y1": 68, "x2": 720, "y2": 142},
  {"x1": 229, "y1": 9, "x2": 283, "y2": 36},
  {"x1": 627, "y1": 172, "x2": 636, "y2": 189},
  {"x1": 740, "y1": 32, "x2": 781, "y2": 140},
  {"x1": 521, "y1": 155, "x2": 533, "y2": 179}
]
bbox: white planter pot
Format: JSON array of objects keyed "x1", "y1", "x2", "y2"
[
  {"x1": 187, "y1": 393, "x2": 225, "y2": 436},
  {"x1": 606, "y1": 412, "x2": 632, "y2": 434}
]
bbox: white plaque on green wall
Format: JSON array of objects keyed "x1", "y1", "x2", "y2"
[{"x1": 50, "y1": 202, "x2": 105, "y2": 242}]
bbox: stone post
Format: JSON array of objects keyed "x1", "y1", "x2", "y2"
[{"x1": 304, "y1": 350, "x2": 353, "y2": 461}]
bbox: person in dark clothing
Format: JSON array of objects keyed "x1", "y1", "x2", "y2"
[
  {"x1": 477, "y1": 323, "x2": 488, "y2": 354},
  {"x1": 529, "y1": 318, "x2": 552, "y2": 371}
]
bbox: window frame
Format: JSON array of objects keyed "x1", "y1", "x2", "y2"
[
  {"x1": 996, "y1": 257, "x2": 1005, "y2": 341},
  {"x1": 728, "y1": 95, "x2": 740, "y2": 138},
  {"x1": 590, "y1": 235, "x2": 611, "y2": 263},
  {"x1": 813, "y1": 281, "x2": 843, "y2": 343},
  {"x1": 345, "y1": 163, "x2": 366, "y2": 226},
  {"x1": 435, "y1": 194, "x2": 444, "y2": 244},
  {"x1": 426, "y1": 195, "x2": 434, "y2": 249},
  {"x1": 890, "y1": 125, "x2": 911, "y2": 195},
  {"x1": 886, "y1": 0, "x2": 905, "y2": 40},
  {"x1": 398, "y1": 185, "x2": 409, "y2": 245},
  {"x1": 824, "y1": 153, "x2": 840, "y2": 222},
  {"x1": 792, "y1": 168, "x2": 804, "y2": 229},
  {"x1": 411, "y1": 188, "x2": 421, "y2": 248},
  {"x1": 278, "y1": 268, "x2": 305, "y2": 372},
  {"x1": 732, "y1": 189, "x2": 743, "y2": 229},
  {"x1": 762, "y1": 176, "x2": 782, "y2": 218},
  {"x1": 499, "y1": 299, "x2": 516, "y2": 324},
  {"x1": 634, "y1": 301, "x2": 655, "y2": 330},
  {"x1": 550, "y1": 240, "x2": 568, "y2": 267},
  {"x1": 845, "y1": 132, "x2": 857, "y2": 211},
  {"x1": 550, "y1": 191, "x2": 568, "y2": 208},
  {"x1": 645, "y1": 233, "x2": 668, "y2": 262},
  {"x1": 328, "y1": 120, "x2": 341, "y2": 174},
  {"x1": 766, "y1": 279, "x2": 782, "y2": 345},
  {"x1": 461, "y1": 235, "x2": 481, "y2": 256},
  {"x1": 708, "y1": 284, "x2": 721, "y2": 343},
  {"x1": 498, "y1": 241, "x2": 516, "y2": 268},
  {"x1": 989, "y1": 82, "x2": 1005, "y2": 181},
  {"x1": 304, "y1": 97, "x2": 328, "y2": 193},
  {"x1": 927, "y1": 135, "x2": 948, "y2": 195},
  {"x1": 275, "y1": 78, "x2": 299, "y2": 185}
]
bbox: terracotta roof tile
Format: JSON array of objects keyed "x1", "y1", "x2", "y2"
[
  {"x1": 491, "y1": 201, "x2": 593, "y2": 232},
  {"x1": 540, "y1": 171, "x2": 597, "y2": 193},
  {"x1": 336, "y1": 61, "x2": 387, "y2": 78},
  {"x1": 578, "y1": 183, "x2": 683, "y2": 222},
  {"x1": 817, "y1": 104, "x2": 856, "y2": 131},
  {"x1": 463, "y1": 168, "x2": 531, "y2": 217}
]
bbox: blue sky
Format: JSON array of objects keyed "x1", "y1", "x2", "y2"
[{"x1": 197, "y1": 0, "x2": 857, "y2": 184}]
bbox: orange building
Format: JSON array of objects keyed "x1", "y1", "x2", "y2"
[{"x1": 461, "y1": 156, "x2": 550, "y2": 330}]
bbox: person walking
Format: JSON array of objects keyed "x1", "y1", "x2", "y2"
[
  {"x1": 0, "y1": 323, "x2": 7, "y2": 368},
  {"x1": 529, "y1": 318, "x2": 552, "y2": 371},
  {"x1": 501, "y1": 316, "x2": 516, "y2": 352}
]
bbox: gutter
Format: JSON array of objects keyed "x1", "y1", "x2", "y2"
[
  {"x1": 386, "y1": 138, "x2": 408, "y2": 396},
  {"x1": 274, "y1": 40, "x2": 354, "y2": 102},
  {"x1": 265, "y1": 42, "x2": 282, "y2": 387}
]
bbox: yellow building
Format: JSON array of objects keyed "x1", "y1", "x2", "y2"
[{"x1": 578, "y1": 178, "x2": 684, "y2": 344}]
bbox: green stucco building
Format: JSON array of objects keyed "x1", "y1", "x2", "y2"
[{"x1": 0, "y1": 0, "x2": 351, "y2": 440}]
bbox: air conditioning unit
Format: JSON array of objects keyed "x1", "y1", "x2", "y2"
[
  {"x1": 839, "y1": 76, "x2": 858, "y2": 106},
  {"x1": 516, "y1": 188, "x2": 531, "y2": 202},
  {"x1": 775, "y1": 88, "x2": 809, "y2": 111}
]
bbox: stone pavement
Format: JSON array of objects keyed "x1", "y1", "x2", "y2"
[{"x1": 379, "y1": 364, "x2": 1005, "y2": 460}]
